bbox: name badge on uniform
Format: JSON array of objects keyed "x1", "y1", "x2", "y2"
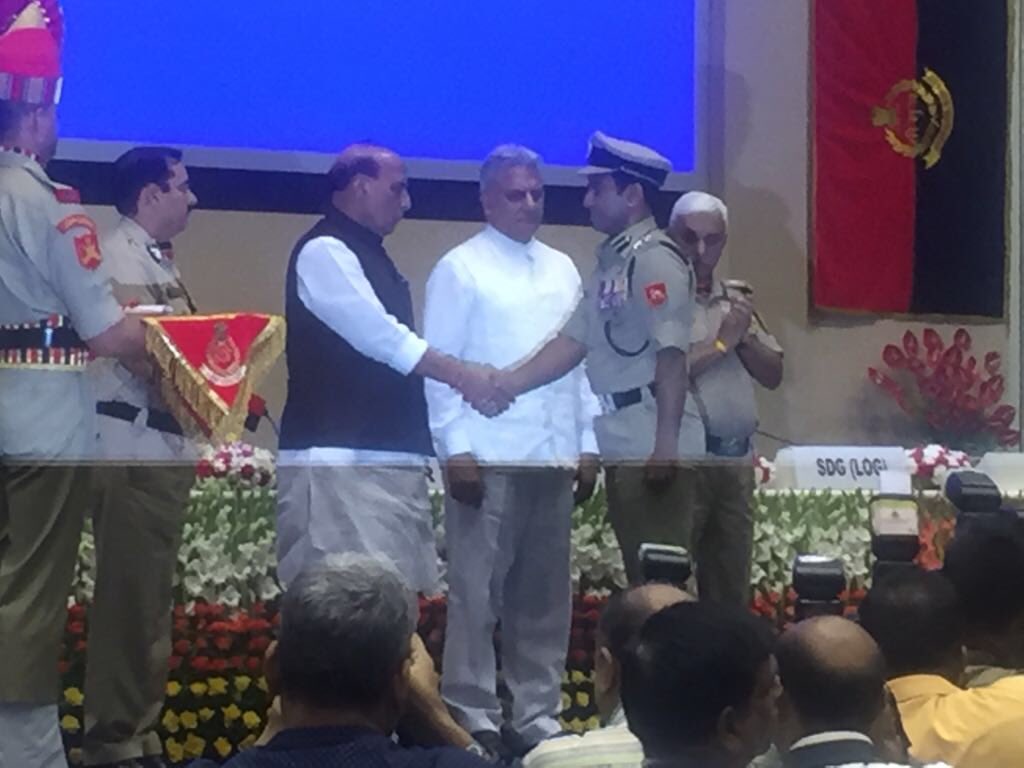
[{"x1": 598, "y1": 277, "x2": 628, "y2": 310}]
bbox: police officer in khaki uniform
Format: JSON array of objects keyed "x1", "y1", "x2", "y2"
[
  {"x1": 494, "y1": 132, "x2": 704, "y2": 584},
  {"x1": 668, "y1": 192, "x2": 783, "y2": 607},
  {"x1": 0, "y1": 6, "x2": 149, "y2": 766},
  {"x1": 83, "y1": 147, "x2": 199, "y2": 767}
]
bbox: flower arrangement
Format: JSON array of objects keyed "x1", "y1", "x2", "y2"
[
  {"x1": 905, "y1": 444, "x2": 972, "y2": 489},
  {"x1": 868, "y1": 327, "x2": 1020, "y2": 453},
  {"x1": 196, "y1": 441, "x2": 276, "y2": 489}
]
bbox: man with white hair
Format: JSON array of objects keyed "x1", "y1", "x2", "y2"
[
  {"x1": 188, "y1": 554, "x2": 491, "y2": 767},
  {"x1": 667, "y1": 192, "x2": 782, "y2": 606},
  {"x1": 424, "y1": 144, "x2": 601, "y2": 759}
]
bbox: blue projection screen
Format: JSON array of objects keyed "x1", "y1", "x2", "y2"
[{"x1": 56, "y1": 1, "x2": 702, "y2": 186}]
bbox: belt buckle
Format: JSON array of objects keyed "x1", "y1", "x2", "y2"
[{"x1": 598, "y1": 393, "x2": 617, "y2": 415}]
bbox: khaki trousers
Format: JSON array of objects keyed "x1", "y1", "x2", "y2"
[
  {"x1": 0, "y1": 462, "x2": 90, "y2": 703},
  {"x1": 82, "y1": 463, "x2": 193, "y2": 766},
  {"x1": 691, "y1": 463, "x2": 755, "y2": 607}
]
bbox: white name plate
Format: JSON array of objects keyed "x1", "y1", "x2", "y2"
[{"x1": 775, "y1": 446, "x2": 911, "y2": 491}]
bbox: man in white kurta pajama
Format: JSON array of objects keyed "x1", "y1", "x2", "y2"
[{"x1": 424, "y1": 145, "x2": 601, "y2": 759}]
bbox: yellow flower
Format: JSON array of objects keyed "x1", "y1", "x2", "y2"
[
  {"x1": 214, "y1": 737, "x2": 233, "y2": 758},
  {"x1": 166, "y1": 681, "x2": 182, "y2": 697},
  {"x1": 165, "y1": 737, "x2": 185, "y2": 764},
  {"x1": 242, "y1": 710, "x2": 262, "y2": 730},
  {"x1": 199, "y1": 707, "x2": 215, "y2": 722},
  {"x1": 256, "y1": 675, "x2": 269, "y2": 692},
  {"x1": 67, "y1": 747, "x2": 83, "y2": 765},
  {"x1": 180, "y1": 711, "x2": 199, "y2": 730},
  {"x1": 223, "y1": 703, "x2": 242, "y2": 723},
  {"x1": 207, "y1": 676, "x2": 229, "y2": 696},
  {"x1": 183, "y1": 733, "x2": 206, "y2": 758},
  {"x1": 161, "y1": 710, "x2": 180, "y2": 734},
  {"x1": 60, "y1": 714, "x2": 81, "y2": 734},
  {"x1": 234, "y1": 675, "x2": 252, "y2": 693},
  {"x1": 240, "y1": 734, "x2": 257, "y2": 749},
  {"x1": 570, "y1": 670, "x2": 588, "y2": 684},
  {"x1": 189, "y1": 681, "x2": 208, "y2": 697},
  {"x1": 585, "y1": 715, "x2": 600, "y2": 731},
  {"x1": 560, "y1": 692, "x2": 571, "y2": 711},
  {"x1": 64, "y1": 687, "x2": 84, "y2": 707},
  {"x1": 575, "y1": 691, "x2": 591, "y2": 708}
]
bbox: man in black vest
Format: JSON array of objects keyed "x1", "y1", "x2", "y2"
[{"x1": 276, "y1": 144, "x2": 507, "y2": 594}]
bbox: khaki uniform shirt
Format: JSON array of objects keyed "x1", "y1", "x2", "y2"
[
  {"x1": 562, "y1": 217, "x2": 704, "y2": 460},
  {"x1": 0, "y1": 149, "x2": 122, "y2": 459},
  {"x1": 90, "y1": 217, "x2": 195, "y2": 461},
  {"x1": 691, "y1": 280, "x2": 782, "y2": 441}
]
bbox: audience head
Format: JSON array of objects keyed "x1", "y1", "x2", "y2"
[
  {"x1": 593, "y1": 583, "x2": 689, "y2": 723},
  {"x1": 329, "y1": 144, "x2": 411, "y2": 237},
  {"x1": 113, "y1": 146, "x2": 196, "y2": 240},
  {"x1": 0, "y1": 6, "x2": 61, "y2": 164},
  {"x1": 858, "y1": 569, "x2": 965, "y2": 683},
  {"x1": 668, "y1": 192, "x2": 728, "y2": 284},
  {"x1": 943, "y1": 520, "x2": 1024, "y2": 668},
  {"x1": 265, "y1": 554, "x2": 418, "y2": 733},
  {"x1": 621, "y1": 601, "x2": 778, "y2": 767},
  {"x1": 479, "y1": 144, "x2": 545, "y2": 244},
  {"x1": 774, "y1": 616, "x2": 886, "y2": 750}
]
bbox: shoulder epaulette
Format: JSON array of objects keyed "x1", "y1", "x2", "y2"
[
  {"x1": 609, "y1": 233, "x2": 631, "y2": 254},
  {"x1": 53, "y1": 186, "x2": 81, "y2": 204}
]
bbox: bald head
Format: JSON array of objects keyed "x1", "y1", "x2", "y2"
[
  {"x1": 328, "y1": 143, "x2": 410, "y2": 236},
  {"x1": 598, "y1": 583, "x2": 691, "y2": 660},
  {"x1": 776, "y1": 616, "x2": 886, "y2": 734}
]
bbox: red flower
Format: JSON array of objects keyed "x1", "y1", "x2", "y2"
[
  {"x1": 67, "y1": 620, "x2": 85, "y2": 636},
  {"x1": 168, "y1": 656, "x2": 182, "y2": 671},
  {"x1": 227, "y1": 655, "x2": 244, "y2": 670},
  {"x1": 246, "y1": 656, "x2": 263, "y2": 672},
  {"x1": 75, "y1": 639, "x2": 87, "y2": 652},
  {"x1": 953, "y1": 328, "x2": 972, "y2": 350},
  {"x1": 988, "y1": 405, "x2": 1016, "y2": 428},
  {"x1": 998, "y1": 429, "x2": 1021, "y2": 448},
  {"x1": 68, "y1": 603, "x2": 86, "y2": 620},
  {"x1": 173, "y1": 639, "x2": 190, "y2": 656},
  {"x1": 882, "y1": 345, "x2": 905, "y2": 368},
  {"x1": 214, "y1": 636, "x2": 233, "y2": 651},
  {"x1": 209, "y1": 658, "x2": 228, "y2": 672},
  {"x1": 248, "y1": 636, "x2": 272, "y2": 654},
  {"x1": 57, "y1": 660, "x2": 69, "y2": 675},
  {"x1": 923, "y1": 328, "x2": 943, "y2": 351},
  {"x1": 902, "y1": 330, "x2": 919, "y2": 357},
  {"x1": 191, "y1": 656, "x2": 211, "y2": 672},
  {"x1": 984, "y1": 351, "x2": 1002, "y2": 376}
]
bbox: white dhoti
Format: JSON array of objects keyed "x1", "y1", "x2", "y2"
[
  {"x1": 441, "y1": 466, "x2": 574, "y2": 745},
  {"x1": 275, "y1": 457, "x2": 439, "y2": 594}
]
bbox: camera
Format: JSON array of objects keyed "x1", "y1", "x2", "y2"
[
  {"x1": 638, "y1": 543, "x2": 693, "y2": 588},
  {"x1": 792, "y1": 555, "x2": 847, "y2": 621},
  {"x1": 869, "y1": 494, "x2": 921, "y2": 582},
  {"x1": 943, "y1": 470, "x2": 1016, "y2": 535}
]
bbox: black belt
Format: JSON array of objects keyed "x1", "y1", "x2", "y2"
[
  {"x1": 96, "y1": 400, "x2": 183, "y2": 436},
  {"x1": 611, "y1": 383, "x2": 657, "y2": 410},
  {"x1": 0, "y1": 324, "x2": 86, "y2": 351}
]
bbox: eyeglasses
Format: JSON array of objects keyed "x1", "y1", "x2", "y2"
[{"x1": 677, "y1": 228, "x2": 724, "y2": 246}]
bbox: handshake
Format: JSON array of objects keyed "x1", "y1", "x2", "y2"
[{"x1": 453, "y1": 363, "x2": 517, "y2": 417}]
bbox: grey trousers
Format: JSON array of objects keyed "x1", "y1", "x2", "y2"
[
  {"x1": 276, "y1": 463, "x2": 439, "y2": 593},
  {"x1": 441, "y1": 466, "x2": 574, "y2": 744}
]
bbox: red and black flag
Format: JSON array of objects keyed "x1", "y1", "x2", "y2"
[{"x1": 811, "y1": 1, "x2": 1008, "y2": 318}]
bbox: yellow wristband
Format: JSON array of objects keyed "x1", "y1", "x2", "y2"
[{"x1": 714, "y1": 338, "x2": 728, "y2": 353}]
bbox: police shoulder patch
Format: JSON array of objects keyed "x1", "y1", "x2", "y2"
[
  {"x1": 56, "y1": 213, "x2": 96, "y2": 234},
  {"x1": 53, "y1": 186, "x2": 81, "y2": 204}
]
